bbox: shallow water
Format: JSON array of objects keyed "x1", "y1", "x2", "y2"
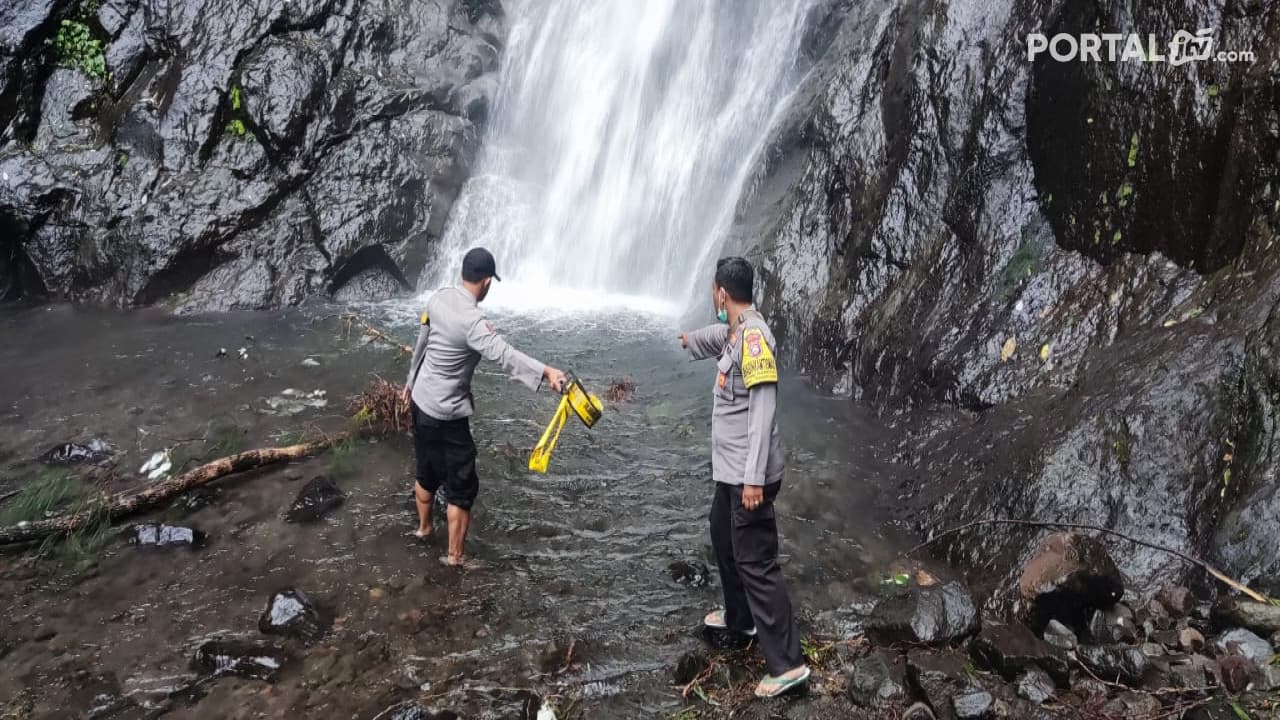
[{"x1": 0, "y1": 302, "x2": 909, "y2": 718}]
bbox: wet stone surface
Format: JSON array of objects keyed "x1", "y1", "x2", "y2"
[
  {"x1": 190, "y1": 639, "x2": 293, "y2": 682},
  {"x1": 284, "y1": 475, "x2": 345, "y2": 523},
  {"x1": 258, "y1": 588, "x2": 331, "y2": 645}
]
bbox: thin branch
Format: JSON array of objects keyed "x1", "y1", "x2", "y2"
[{"x1": 905, "y1": 518, "x2": 1273, "y2": 604}]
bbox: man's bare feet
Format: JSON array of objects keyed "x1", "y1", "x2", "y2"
[
  {"x1": 413, "y1": 525, "x2": 432, "y2": 540},
  {"x1": 440, "y1": 554, "x2": 465, "y2": 567}
]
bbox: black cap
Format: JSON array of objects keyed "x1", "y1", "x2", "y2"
[{"x1": 462, "y1": 247, "x2": 501, "y2": 282}]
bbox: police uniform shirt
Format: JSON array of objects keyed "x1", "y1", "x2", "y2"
[
  {"x1": 685, "y1": 311, "x2": 785, "y2": 486},
  {"x1": 406, "y1": 286, "x2": 546, "y2": 421}
]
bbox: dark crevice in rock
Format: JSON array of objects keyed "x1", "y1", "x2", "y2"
[{"x1": 328, "y1": 243, "x2": 410, "y2": 296}]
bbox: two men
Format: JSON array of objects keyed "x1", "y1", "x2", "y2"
[
  {"x1": 405, "y1": 249, "x2": 806, "y2": 697},
  {"x1": 404, "y1": 247, "x2": 567, "y2": 566},
  {"x1": 680, "y1": 257, "x2": 810, "y2": 698}
]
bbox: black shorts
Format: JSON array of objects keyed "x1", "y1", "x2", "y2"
[{"x1": 412, "y1": 404, "x2": 479, "y2": 510}]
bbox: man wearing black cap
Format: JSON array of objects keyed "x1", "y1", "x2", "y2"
[{"x1": 404, "y1": 247, "x2": 567, "y2": 566}]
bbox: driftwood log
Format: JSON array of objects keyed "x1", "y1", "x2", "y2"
[
  {"x1": 342, "y1": 314, "x2": 412, "y2": 354},
  {"x1": 0, "y1": 435, "x2": 347, "y2": 545}
]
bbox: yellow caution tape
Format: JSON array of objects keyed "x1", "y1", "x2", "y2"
[{"x1": 529, "y1": 395, "x2": 572, "y2": 473}]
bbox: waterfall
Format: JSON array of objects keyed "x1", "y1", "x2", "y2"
[{"x1": 430, "y1": 0, "x2": 817, "y2": 311}]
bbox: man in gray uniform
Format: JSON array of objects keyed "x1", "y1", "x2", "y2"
[
  {"x1": 404, "y1": 247, "x2": 567, "y2": 566},
  {"x1": 679, "y1": 256, "x2": 809, "y2": 698}
]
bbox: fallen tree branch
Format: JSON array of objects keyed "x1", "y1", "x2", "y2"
[
  {"x1": 342, "y1": 313, "x2": 412, "y2": 354},
  {"x1": 905, "y1": 518, "x2": 1273, "y2": 604},
  {"x1": 0, "y1": 435, "x2": 348, "y2": 545}
]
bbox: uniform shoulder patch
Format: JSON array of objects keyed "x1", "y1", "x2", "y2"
[
  {"x1": 740, "y1": 327, "x2": 778, "y2": 388},
  {"x1": 420, "y1": 311, "x2": 429, "y2": 325}
]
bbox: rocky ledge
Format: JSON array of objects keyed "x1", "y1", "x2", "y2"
[{"x1": 0, "y1": 0, "x2": 504, "y2": 309}]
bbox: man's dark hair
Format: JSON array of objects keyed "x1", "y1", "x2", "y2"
[{"x1": 714, "y1": 257, "x2": 754, "y2": 303}]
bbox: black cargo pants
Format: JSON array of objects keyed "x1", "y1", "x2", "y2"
[{"x1": 709, "y1": 480, "x2": 803, "y2": 676}]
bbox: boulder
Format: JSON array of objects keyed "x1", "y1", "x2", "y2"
[
  {"x1": 903, "y1": 702, "x2": 939, "y2": 720},
  {"x1": 1041, "y1": 620, "x2": 1077, "y2": 651},
  {"x1": 1179, "y1": 627, "x2": 1206, "y2": 654},
  {"x1": 190, "y1": 639, "x2": 292, "y2": 682},
  {"x1": 1211, "y1": 654, "x2": 1256, "y2": 694},
  {"x1": 866, "y1": 580, "x2": 979, "y2": 645},
  {"x1": 285, "y1": 475, "x2": 345, "y2": 523},
  {"x1": 847, "y1": 650, "x2": 909, "y2": 707},
  {"x1": 1087, "y1": 605, "x2": 1138, "y2": 645},
  {"x1": 1216, "y1": 628, "x2": 1274, "y2": 664},
  {"x1": 1154, "y1": 585, "x2": 1194, "y2": 619},
  {"x1": 258, "y1": 589, "x2": 330, "y2": 644},
  {"x1": 951, "y1": 691, "x2": 993, "y2": 720},
  {"x1": 128, "y1": 524, "x2": 206, "y2": 548},
  {"x1": 1076, "y1": 645, "x2": 1147, "y2": 686},
  {"x1": 1015, "y1": 533, "x2": 1123, "y2": 632},
  {"x1": 1212, "y1": 598, "x2": 1280, "y2": 636},
  {"x1": 970, "y1": 622, "x2": 1070, "y2": 686},
  {"x1": 672, "y1": 649, "x2": 709, "y2": 686},
  {"x1": 1016, "y1": 667, "x2": 1055, "y2": 705}
]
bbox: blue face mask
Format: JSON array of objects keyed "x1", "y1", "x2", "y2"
[{"x1": 717, "y1": 308, "x2": 729, "y2": 324}]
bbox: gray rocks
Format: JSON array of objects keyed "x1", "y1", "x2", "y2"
[
  {"x1": 951, "y1": 691, "x2": 993, "y2": 720},
  {"x1": 673, "y1": 649, "x2": 709, "y2": 686},
  {"x1": 866, "y1": 580, "x2": 979, "y2": 645},
  {"x1": 258, "y1": 589, "x2": 330, "y2": 644},
  {"x1": 285, "y1": 475, "x2": 345, "y2": 523},
  {"x1": 129, "y1": 524, "x2": 206, "y2": 549},
  {"x1": 1101, "y1": 692, "x2": 1160, "y2": 717},
  {"x1": 1016, "y1": 667, "x2": 1055, "y2": 705},
  {"x1": 1180, "y1": 627, "x2": 1206, "y2": 654},
  {"x1": 1087, "y1": 605, "x2": 1138, "y2": 644},
  {"x1": 907, "y1": 650, "x2": 973, "y2": 720},
  {"x1": 1154, "y1": 585, "x2": 1194, "y2": 619},
  {"x1": 1014, "y1": 533, "x2": 1123, "y2": 632},
  {"x1": 39, "y1": 439, "x2": 113, "y2": 464},
  {"x1": 1041, "y1": 620, "x2": 1077, "y2": 651},
  {"x1": 847, "y1": 650, "x2": 908, "y2": 707},
  {"x1": 190, "y1": 639, "x2": 292, "y2": 682},
  {"x1": 970, "y1": 621, "x2": 1069, "y2": 686},
  {"x1": 1212, "y1": 599, "x2": 1280, "y2": 637},
  {"x1": 1076, "y1": 645, "x2": 1147, "y2": 686},
  {"x1": 1216, "y1": 628, "x2": 1274, "y2": 664}
]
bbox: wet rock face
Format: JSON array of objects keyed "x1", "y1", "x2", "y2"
[
  {"x1": 258, "y1": 588, "x2": 330, "y2": 644},
  {"x1": 0, "y1": 0, "x2": 503, "y2": 308},
  {"x1": 735, "y1": 0, "x2": 1280, "y2": 597},
  {"x1": 865, "y1": 580, "x2": 979, "y2": 645},
  {"x1": 1076, "y1": 644, "x2": 1148, "y2": 686},
  {"x1": 969, "y1": 621, "x2": 1069, "y2": 686},
  {"x1": 285, "y1": 475, "x2": 344, "y2": 523}
]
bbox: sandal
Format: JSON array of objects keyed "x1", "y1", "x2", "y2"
[
  {"x1": 754, "y1": 666, "x2": 811, "y2": 698},
  {"x1": 703, "y1": 610, "x2": 757, "y2": 637}
]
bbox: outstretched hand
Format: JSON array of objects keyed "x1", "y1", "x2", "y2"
[{"x1": 544, "y1": 366, "x2": 568, "y2": 393}]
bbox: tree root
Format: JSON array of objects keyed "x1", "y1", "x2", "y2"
[
  {"x1": 905, "y1": 518, "x2": 1275, "y2": 604},
  {"x1": 342, "y1": 313, "x2": 412, "y2": 354}
]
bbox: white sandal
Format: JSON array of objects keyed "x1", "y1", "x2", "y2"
[{"x1": 703, "y1": 610, "x2": 757, "y2": 636}]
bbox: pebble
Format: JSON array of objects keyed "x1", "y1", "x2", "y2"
[
  {"x1": 1179, "y1": 627, "x2": 1205, "y2": 653},
  {"x1": 368, "y1": 587, "x2": 386, "y2": 600}
]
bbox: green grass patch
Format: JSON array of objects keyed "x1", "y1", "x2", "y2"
[
  {"x1": 996, "y1": 237, "x2": 1043, "y2": 300},
  {"x1": 327, "y1": 435, "x2": 363, "y2": 479},
  {"x1": 1, "y1": 470, "x2": 79, "y2": 524},
  {"x1": 1127, "y1": 132, "x2": 1140, "y2": 168}
]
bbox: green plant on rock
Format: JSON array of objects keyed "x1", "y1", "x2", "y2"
[
  {"x1": 224, "y1": 84, "x2": 253, "y2": 141},
  {"x1": 53, "y1": 18, "x2": 107, "y2": 80}
]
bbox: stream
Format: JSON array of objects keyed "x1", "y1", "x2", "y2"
[{"x1": 0, "y1": 298, "x2": 910, "y2": 718}]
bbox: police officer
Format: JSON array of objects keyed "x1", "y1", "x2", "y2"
[
  {"x1": 678, "y1": 256, "x2": 810, "y2": 698},
  {"x1": 404, "y1": 247, "x2": 567, "y2": 567}
]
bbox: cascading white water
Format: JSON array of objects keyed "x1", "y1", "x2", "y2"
[{"x1": 431, "y1": 0, "x2": 817, "y2": 312}]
